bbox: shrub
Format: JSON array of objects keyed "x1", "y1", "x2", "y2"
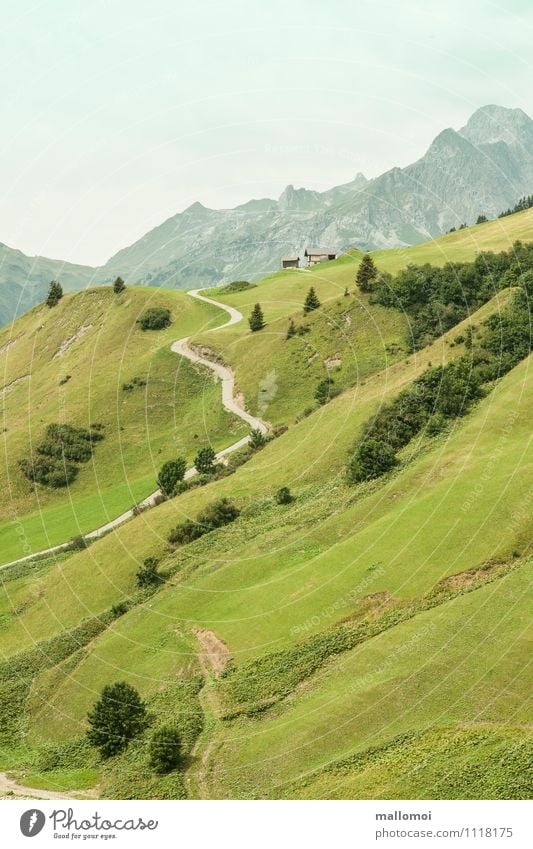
[
  {"x1": 137, "y1": 308, "x2": 171, "y2": 331},
  {"x1": 347, "y1": 438, "x2": 398, "y2": 483},
  {"x1": 19, "y1": 455, "x2": 79, "y2": 488},
  {"x1": 275, "y1": 486, "x2": 293, "y2": 505},
  {"x1": 194, "y1": 446, "x2": 217, "y2": 475},
  {"x1": 249, "y1": 428, "x2": 266, "y2": 450},
  {"x1": 315, "y1": 376, "x2": 338, "y2": 405},
  {"x1": 157, "y1": 457, "x2": 187, "y2": 497},
  {"x1": 221, "y1": 280, "x2": 256, "y2": 293},
  {"x1": 111, "y1": 602, "x2": 129, "y2": 617},
  {"x1": 136, "y1": 557, "x2": 163, "y2": 588},
  {"x1": 286, "y1": 319, "x2": 296, "y2": 339},
  {"x1": 65, "y1": 535, "x2": 89, "y2": 551},
  {"x1": 86, "y1": 682, "x2": 148, "y2": 758},
  {"x1": 113, "y1": 276, "x2": 126, "y2": 294},
  {"x1": 149, "y1": 725, "x2": 182, "y2": 773},
  {"x1": 168, "y1": 498, "x2": 240, "y2": 546}
]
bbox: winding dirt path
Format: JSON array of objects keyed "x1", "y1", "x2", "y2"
[
  {"x1": 0, "y1": 771, "x2": 92, "y2": 800},
  {"x1": 2, "y1": 288, "x2": 267, "y2": 571}
]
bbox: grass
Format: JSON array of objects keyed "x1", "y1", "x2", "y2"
[
  {"x1": 0, "y1": 286, "x2": 247, "y2": 563},
  {"x1": 0, "y1": 211, "x2": 531, "y2": 799}
]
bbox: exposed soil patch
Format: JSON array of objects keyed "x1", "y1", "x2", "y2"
[
  {"x1": 194, "y1": 628, "x2": 230, "y2": 676},
  {"x1": 0, "y1": 374, "x2": 29, "y2": 397},
  {"x1": 54, "y1": 324, "x2": 93, "y2": 358}
]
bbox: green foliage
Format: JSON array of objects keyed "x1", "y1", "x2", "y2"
[
  {"x1": 347, "y1": 438, "x2": 398, "y2": 483},
  {"x1": 371, "y1": 241, "x2": 533, "y2": 349},
  {"x1": 476, "y1": 214, "x2": 488, "y2": 224},
  {"x1": 19, "y1": 423, "x2": 104, "y2": 488},
  {"x1": 498, "y1": 194, "x2": 533, "y2": 219},
  {"x1": 194, "y1": 446, "x2": 217, "y2": 475},
  {"x1": 149, "y1": 725, "x2": 181, "y2": 773},
  {"x1": 168, "y1": 497, "x2": 240, "y2": 545},
  {"x1": 87, "y1": 682, "x2": 148, "y2": 759},
  {"x1": 286, "y1": 319, "x2": 296, "y2": 339},
  {"x1": 122, "y1": 376, "x2": 147, "y2": 391},
  {"x1": 136, "y1": 556, "x2": 163, "y2": 589},
  {"x1": 249, "y1": 428, "x2": 266, "y2": 450},
  {"x1": 356, "y1": 253, "x2": 378, "y2": 292},
  {"x1": 46, "y1": 280, "x2": 63, "y2": 308},
  {"x1": 303, "y1": 287, "x2": 321, "y2": 313},
  {"x1": 275, "y1": 486, "x2": 293, "y2": 505},
  {"x1": 137, "y1": 307, "x2": 172, "y2": 331},
  {"x1": 113, "y1": 276, "x2": 126, "y2": 294},
  {"x1": 248, "y1": 303, "x2": 265, "y2": 331},
  {"x1": 157, "y1": 457, "x2": 187, "y2": 497},
  {"x1": 220, "y1": 280, "x2": 256, "y2": 293},
  {"x1": 314, "y1": 376, "x2": 338, "y2": 405}
]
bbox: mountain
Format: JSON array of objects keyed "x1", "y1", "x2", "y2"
[{"x1": 0, "y1": 104, "x2": 532, "y2": 326}]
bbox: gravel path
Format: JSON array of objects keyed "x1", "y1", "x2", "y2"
[{"x1": 1, "y1": 288, "x2": 267, "y2": 571}]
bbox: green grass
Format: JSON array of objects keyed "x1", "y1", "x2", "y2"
[
  {"x1": 0, "y1": 213, "x2": 531, "y2": 799},
  {"x1": 0, "y1": 286, "x2": 247, "y2": 563}
]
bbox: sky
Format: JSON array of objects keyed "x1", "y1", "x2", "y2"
[{"x1": 1, "y1": 0, "x2": 532, "y2": 266}]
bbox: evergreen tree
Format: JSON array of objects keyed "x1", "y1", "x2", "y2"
[
  {"x1": 303, "y1": 287, "x2": 321, "y2": 313},
  {"x1": 476, "y1": 214, "x2": 488, "y2": 225},
  {"x1": 249, "y1": 428, "x2": 266, "y2": 450},
  {"x1": 149, "y1": 725, "x2": 182, "y2": 773},
  {"x1": 87, "y1": 682, "x2": 148, "y2": 758},
  {"x1": 113, "y1": 276, "x2": 126, "y2": 294},
  {"x1": 248, "y1": 303, "x2": 265, "y2": 331},
  {"x1": 194, "y1": 446, "x2": 217, "y2": 475},
  {"x1": 157, "y1": 457, "x2": 187, "y2": 497},
  {"x1": 46, "y1": 280, "x2": 63, "y2": 308},
  {"x1": 136, "y1": 556, "x2": 163, "y2": 588},
  {"x1": 286, "y1": 319, "x2": 296, "y2": 339},
  {"x1": 356, "y1": 254, "x2": 378, "y2": 292}
]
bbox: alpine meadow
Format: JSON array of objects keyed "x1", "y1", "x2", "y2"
[{"x1": 0, "y1": 137, "x2": 531, "y2": 810}]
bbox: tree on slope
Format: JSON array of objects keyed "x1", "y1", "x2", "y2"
[
  {"x1": 157, "y1": 457, "x2": 187, "y2": 497},
  {"x1": 356, "y1": 254, "x2": 378, "y2": 292},
  {"x1": 149, "y1": 725, "x2": 182, "y2": 773},
  {"x1": 303, "y1": 287, "x2": 321, "y2": 313},
  {"x1": 194, "y1": 446, "x2": 217, "y2": 475},
  {"x1": 113, "y1": 276, "x2": 126, "y2": 294},
  {"x1": 87, "y1": 682, "x2": 148, "y2": 758},
  {"x1": 46, "y1": 280, "x2": 63, "y2": 308},
  {"x1": 248, "y1": 303, "x2": 265, "y2": 331}
]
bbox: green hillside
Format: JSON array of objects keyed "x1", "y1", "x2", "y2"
[
  {"x1": 0, "y1": 286, "x2": 246, "y2": 563},
  {"x1": 191, "y1": 207, "x2": 533, "y2": 425},
  {"x1": 0, "y1": 214, "x2": 531, "y2": 800}
]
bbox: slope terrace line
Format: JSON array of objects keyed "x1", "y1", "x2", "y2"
[{"x1": 1, "y1": 288, "x2": 267, "y2": 570}]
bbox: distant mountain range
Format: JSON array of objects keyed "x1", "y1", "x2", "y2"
[{"x1": 1, "y1": 104, "x2": 532, "y2": 326}]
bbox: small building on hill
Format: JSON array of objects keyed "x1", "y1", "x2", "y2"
[
  {"x1": 282, "y1": 255, "x2": 300, "y2": 269},
  {"x1": 305, "y1": 248, "x2": 337, "y2": 266}
]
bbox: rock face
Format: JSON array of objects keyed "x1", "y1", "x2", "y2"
[
  {"x1": 0, "y1": 105, "x2": 532, "y2": 326},
  {"x1": 101, "y1": 105, "x2": 533, "y2": 286}
]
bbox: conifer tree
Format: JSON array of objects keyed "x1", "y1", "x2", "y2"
[
  {"x1": 286, "y1": 319, "x2": 296, "y2": 339},
  {"x1": 248, "y1": 303, "x2": 265, "y2": 331},
  {"x1": 113, "y1": 276, "x2": 126, "y2": 294},
  {"x1": 303, "y1": 287, "x2": 321, "y2": 313},
  {"x1": 46, "y1": 280, "x2": 63, "y2": 308},
  {"x1": 356, "y1": 254, "x2": 378, "y2": 292}
]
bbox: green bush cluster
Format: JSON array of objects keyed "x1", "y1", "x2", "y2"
[
  {"x1": 371, "y1": 240, "x2": 533, "y2": 349},
  {"x1": 19, "y1": 423, "x2": 104, "y2": 488},
  {"x1": 168, "y1": 497, "x2": 240, "y2": 545},
  {"x1": 137, "y1": 307, "x2": 171, "y2": 331}
]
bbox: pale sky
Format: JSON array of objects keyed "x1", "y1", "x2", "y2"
[{"x1": 1, "y1": 0, "x2": 532, "y2": 265}]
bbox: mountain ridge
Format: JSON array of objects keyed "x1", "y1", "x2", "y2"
[{"x1": 0, "y1": 104, "x2": 532, "y2": 326}]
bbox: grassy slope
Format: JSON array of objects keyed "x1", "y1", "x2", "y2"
[
  {"x1": 0, "y1": 286, "x2": 247, "y2": 563},
  {"x1": 0, "y1": 212, "x2": 531, "y2": 798},
  {"x1": 193, "y1": 207, "x2": 533, "y2": 425}
]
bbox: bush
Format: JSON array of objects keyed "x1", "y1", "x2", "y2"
[
  {"x1": 275, "y1": 486, "x2": 293, "y2": 505},
  {"x1": 194, "y1": 446, "x2": 217, "y2": 475},
  {"x1": 19, "y1": 423, "x2": 105, "y2": 488},
  {"x1": 315, "y1": 377, "x2": 337, "y2": 405},
  {"x1": 65, "y1": 535, "x2": 89, "y2": 551},
  {"x1": 149, "y1": 725, "x2": 182, "y2": 773},
  {"x1": 136, "y1": 557, "x2": 163, "y2": 588},
  {"x1": 157, "y1": 457, "x2": 187, "y2": 497},
  {"x1": 347, "y1": 438, "x2": 398, "y2": 483},
  {"x1": 113, "y1": 276, "x2": 126, "y2": 294},
  {"x1": 220, "y1": 280, "x2": 256, "y2": 293},
  {"x1": 137, "y1": 308, "x2": 171, "y2": 331},
  {"x1": 168, "y1": 498, "x2": 240, "y2": 546},
  {"x1": 86, "y1": 682, "x2": 148, "y2": 758}
]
